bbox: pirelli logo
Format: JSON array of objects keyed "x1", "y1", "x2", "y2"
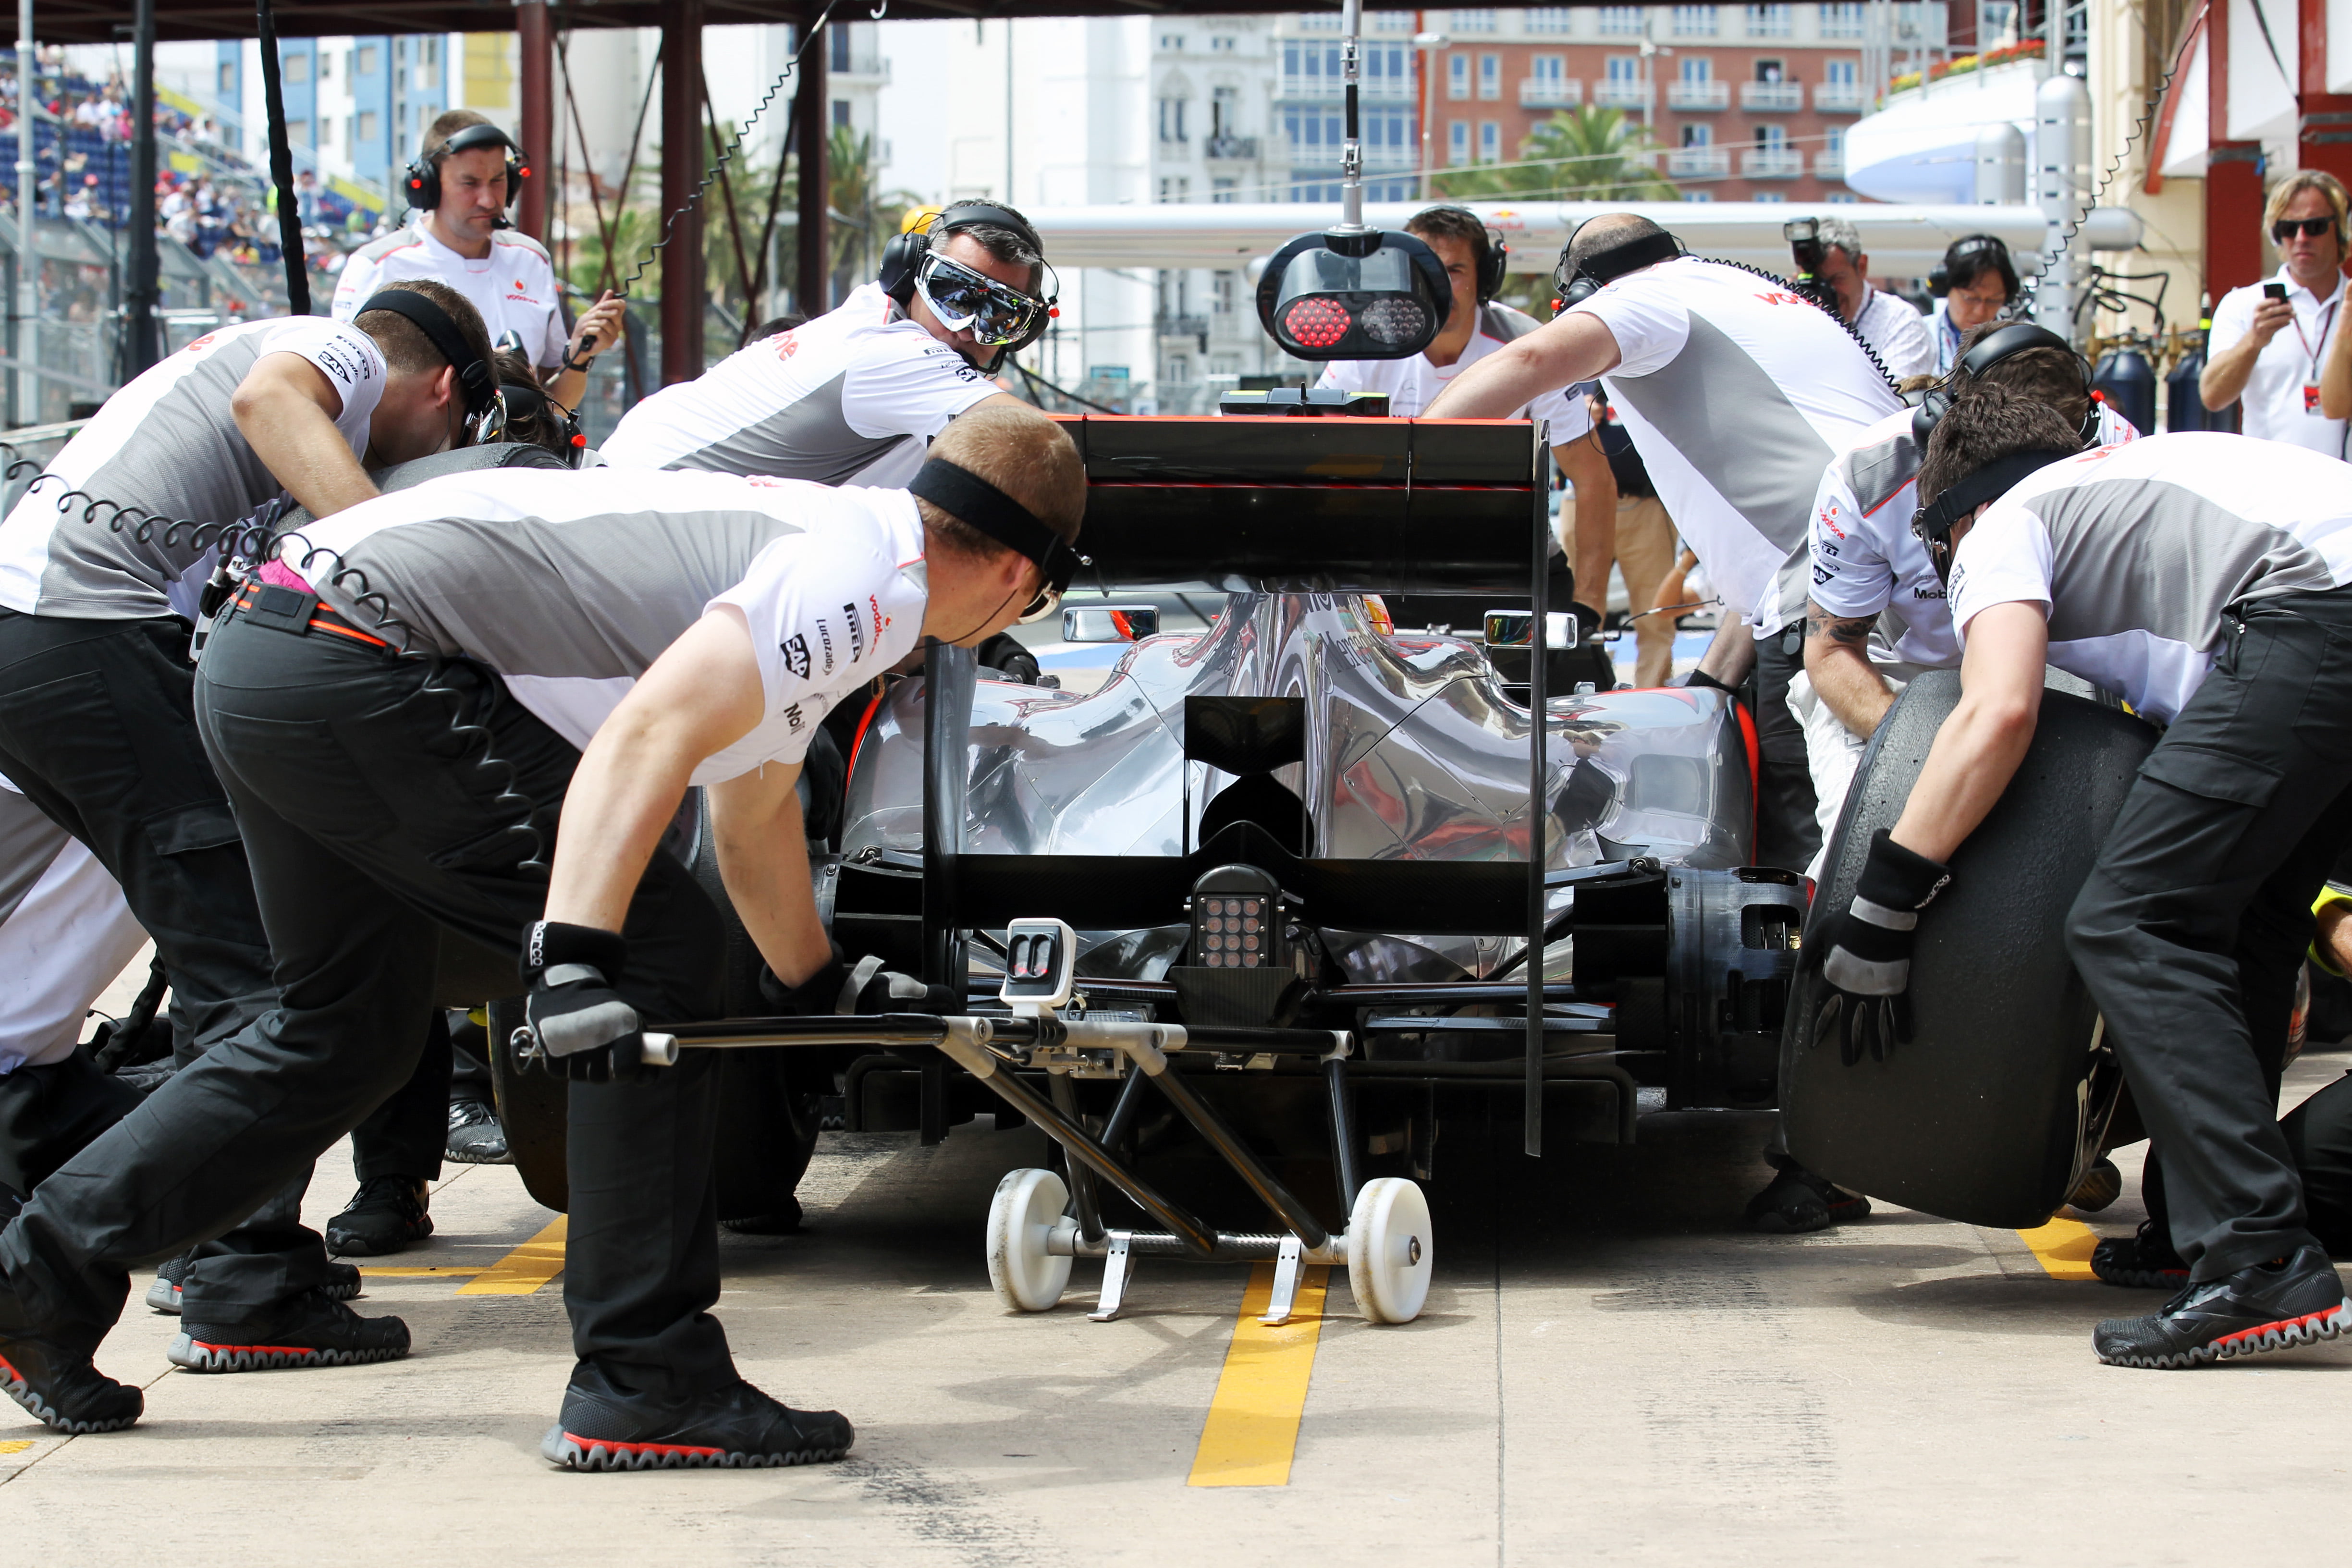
[{"x1": 844, "y1": 601, "x2": 864, "y2": 662}]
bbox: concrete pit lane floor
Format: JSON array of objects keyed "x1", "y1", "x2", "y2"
[{"x1": 3, "y1": 1052, "x2": 2349, "y2": 1563}]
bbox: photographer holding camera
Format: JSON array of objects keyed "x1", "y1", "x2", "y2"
[{"x1": 1785, "y1": 215, "x2": 1935, "y2": 379}]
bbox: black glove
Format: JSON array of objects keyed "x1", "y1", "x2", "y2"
[
  {"x1": 520, "y1": 920, "x2": 652, "y2": 1083},
  {"x1": 1567, "y1": 600, "x2": 1604, "y2": 649},
  {"x1": 1812, "y1": 830, "x2": 1951, "y2": 1066},
  {"x1": 758, "y1": 947, "x2": 959, "y2": 1016},
  {"x1": 1681, "y1": 667, "x2": 1737, "y2": 695}
]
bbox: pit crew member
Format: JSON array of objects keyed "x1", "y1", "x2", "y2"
[
  {"x1": 1823, "y1": 397, "x2": 2352, "y2": 1367},
  {"x1": 0, "y1": 282, "x2": 500, "y2": 1388},
  {"x1": 332, "y1": 110, "x2": 625, "y2": 416},
  {"x1": 599, "y1": 201, "x2": 1047, "y2": 485},
  {"x1": 1737, "y1": 324, "x2": 2139, "y2": 1236},
  {"x1": 0, "y1": 402, "x2": 1087, "y2": 1457},
  {"x1": 1424, "y1": 213, "x2": 1902, "y2": 872},
  {"x1": 1309, "y1": 205, "x2": 1612, "y2": 651}
]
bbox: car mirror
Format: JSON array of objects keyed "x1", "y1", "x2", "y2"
[
  {"x1": 1255, "y1": 228, "x2": 1448, "y2": 361},
  {"x1": 1483, "y1": 609, "x2": 1578, "y2": 650},
  {"x1": 1063, "y1": 604, "x2": 1161, "y2": 643}
]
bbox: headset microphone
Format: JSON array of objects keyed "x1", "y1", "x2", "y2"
[
  {"x1": 357, "y1": 288, "x2": 507, "y2": 446},
  {"x1": 1911, "y1": 321, "x2": 2099, "y2": 448},
  {"x1": 403, "y1": 122, "x2": 529, "y2": 219}
]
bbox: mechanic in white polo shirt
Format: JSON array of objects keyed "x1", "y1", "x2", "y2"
[
  {"x1": 1425, "y1": 213, "x2": 1902, "y2": 873},
  {"x1": 0, "y1": 402, "x2": 1084, "y2": 1461},
  {"x1": 2200, "y1": 171, "x2": 2349, "y2": 457},
  {"x1": 600, "y1": 201, "x2": 1048, "y2": 485},
  {"x1": 1311, "y1": 206, "x2": 1613, "y2": 646},
  {"x1": 333, "y1": 110, "x2": 626, "y2": 417},
  {"x1": 1823, "y1": 400, "x2": 2352, "y2": 1369}
]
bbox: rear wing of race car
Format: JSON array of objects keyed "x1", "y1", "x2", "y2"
[{"x1": 919, "y1": 413, "x2": 1568, "y2": 1152}]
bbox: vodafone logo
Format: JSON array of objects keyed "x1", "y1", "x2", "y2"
[
  {"x1": 1752, "y1": 290, "x2": 1809, "y2": 307},
  {"x1": 773, "y1": 331, "x2": 800, "y2": 362},
  {"x1": 184, "y1": 332, "x2": 220, "y2": 354}
]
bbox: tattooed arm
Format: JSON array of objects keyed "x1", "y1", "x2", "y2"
[{"x1": 1801, "y1": 599, "x2": 1895, "y2": 739}]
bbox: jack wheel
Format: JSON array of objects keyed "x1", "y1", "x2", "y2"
[
  {"x1": 1348, "y1": 1176, "x2": 1433, "y2": 1324},
  {"x1": 986, "y1": 1167, "x2": 1072, "y2": 1312}
]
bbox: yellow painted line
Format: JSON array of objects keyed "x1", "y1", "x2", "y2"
[
  {"x1": 2018, "y1": 1217, "x2": 2102, "y2": 1280},
  {"x1": 0, "y1": 1439, "x2": 32, "y2": 1455},
  {"x1": 1187, "y1": 1262, "x2": 1329, "y2": 1488},
  {"x1": 454, "y1": 1215, "x2": 568, "y2": 1296},
  {"x1": 357, "y1": 1266, "x2": 485, "y2": 1277}
]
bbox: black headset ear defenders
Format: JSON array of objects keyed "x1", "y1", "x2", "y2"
[
  {"x1": 1551, "y1": 218, "x2": 1685, "y2": 312},
  {"x1": 1927, "y1": 233, "x2": 2019, "y2": 302},
  {"x1": 877, "y1": 199, "x2": 1060, "y2": 359},
  {"x1": 1411, "y1": 207, "x2": 1509, "y2": 304},
  {"x1": 1910, "y1": 321, "x2": 2098, "y2": 448},
  {"x1": 404, "y1": 122, "x2": 528, "y2": 219},
  {"x1": 356, "y1": 288, "x2": 505, "y2": 445}
]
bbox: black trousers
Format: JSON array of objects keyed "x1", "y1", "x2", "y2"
[
  {"x1": 2066, "y1": 591, "x2": 2352, "y2": 1280},
  {"x1": 2285, "y1": 1070, "x2": 2352, "y2": 1257},
  {"x1": 6, "y1": 606, "x2": 731, "y2": 1395},
  {"x1": 1752, "y1": 628, "x2": 1821, "y2": 876}
]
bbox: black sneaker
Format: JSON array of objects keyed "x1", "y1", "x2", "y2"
[
  {"x1": 168, "y1": 1290, "x2": 410, "y2": 1373},
  {"x1": 1743, "y1": 1166, "x2": 1872, "y2": 1234},
  {"x1": 0, "y1": 1278, "x2": 141, "y2": 1435},
  {"x1": 540, "y1": 1372, "x2": 854, "y2": 1471},
  {"x1": 445, "y1": 1100, "x2": 511, "y2": 1166},
  {"x1": 2094, "y1": 1246, "x2": 2352, "y2": 1369},
  {"x1": 323, "y1": 1176, "x2": 433, "y2": 1257},
  {"x1": 147, "y1": 1253, "x2": 361, "y2": 1316},
  {"x1": 2091, "y1": 1219, "x2": 2190, "y2": 1290},
  {"x1": 2066, "y1": 1157, "x2": 2123, "y2": 1214}
]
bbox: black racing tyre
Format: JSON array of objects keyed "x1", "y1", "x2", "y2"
[
  {"x1": 1780, "y1": 669, "x2": 2156, "y2": 1228},
  {"x1": 486, "y1": 995, "x2": 570, "y2": 1213},
  {"x1": 273, "y1": 442, "x2": 567, "y2": 533},
  {"x1": 684, "y1": 789, "x2": 824, "y2": 1225}
]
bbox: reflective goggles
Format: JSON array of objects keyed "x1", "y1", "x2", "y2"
[
  {"x1": 1015, "y1": 579, "x2": 1064, "y2": 625},
  {"x1": 916, "y1": 250, "x2": 1046, "y2": 347}
]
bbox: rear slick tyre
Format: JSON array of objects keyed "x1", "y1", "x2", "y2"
[
  {"x1": 986, "y1": 1168, "x2": 1072, "y2": 1312},
  {"x1": 1348, "y1": 1176, "x2": 1433, "y2": 1324}
]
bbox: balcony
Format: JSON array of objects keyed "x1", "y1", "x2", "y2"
[
  {"x1": 1667, "y1": 146, "x2": 1730, "y2": 179},
  {"x1": 1280, "y1": 74, "x2": 1416, "y2": 102},
  {"x1": 1740, "y1": 80, "x2": 1804, "y2": 111},
  {"x1": 833, "y1": 51, "x2": 890, "y2": 82},
  {"x1": 1519, "y1": 77, "x2": 1583, "y2": 109},
  {"x1": 1156, "y1": 314, "x2": 1210, "y2": 343},
  {"x1": 1813, "y1": 81, "x2": 1865, "y2": 113},
  {"x1": 1667, "y1": 79, "x2": 1729, "y2": 110},
  {"x1": 1203, "y1": 134, "x2": 1260, "y2": 160},
  {"x1": 1592, "y1": 79, "x2": 1654, "y2": 110},
  {"x1": 1813, "y1": 149, "x2": 1844, "y2": 178},
  {"x1": 1742, "y1": 147, "x2": 1805, "y2": 178}
]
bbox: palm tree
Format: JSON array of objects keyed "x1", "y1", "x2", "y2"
[
  {"x1": 825, "y1": 124, "x2": 924, "y2": 300},
  {"x1": 1433, "y1": 105, "x2": 1678, "y2": 203}
]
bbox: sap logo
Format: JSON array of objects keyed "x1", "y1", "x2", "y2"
[
  {"x1": 780, "y1": 633, "x2": 812, "y2": 679},
  {"x1": 814, "y1": 616, "x2": 837, "y2": 674},
  {"x1": 1812, "y1": 564, "x2": 1833, "y2": 584},
  {"x1": 844, "y1": 601, "x2": 865, "y2": 662}
]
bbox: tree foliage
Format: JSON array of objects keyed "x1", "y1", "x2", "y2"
[{"x1": 1432, "y1": 106, "x2": 1679, "y2": 203}]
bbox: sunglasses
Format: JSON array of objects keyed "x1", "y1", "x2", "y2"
[
  {"x1": 2272, "y1": 216, "x2": 2340, "y2": 242},
  {"x1": 916, "y1": 251, "x2": 1045, "y2": 348},
  {"x1": 1015, "y1": 577, "x2": 1063, "y2": 625}
]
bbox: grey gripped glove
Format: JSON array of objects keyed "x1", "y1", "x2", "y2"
[
  {"x1": 1566, "y1": 600, "x2": 1604, "y2": 649},
  {"x1": 520, "y1": 920, "x2": 655, "y2": 1084},
  {"x1": 757, "y1": 944, "x2": 961, "y2": 1017},
  {"x1": 1812, "y1": 830, "x2": 1953, "y2": 1066}
]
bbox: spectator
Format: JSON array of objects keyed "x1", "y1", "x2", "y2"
[
  {"x1": 1804, "y1": 214, "x2": 1936, "y2": 379},
  {"x1": 2203, "y1": 170, "x2": 2350, "y2": 458}
]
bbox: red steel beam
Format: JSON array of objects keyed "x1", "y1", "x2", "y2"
[
  {"x1": 517, "y1": 0, "x2": 553, "y2": 241},
  {"x1": 660, "y1": 0, "x2": 707, "y2": 384}
]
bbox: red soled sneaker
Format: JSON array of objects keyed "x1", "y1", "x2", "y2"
[
  {"x1": 2093, "y1": 1246, "x2": 2352, "y2": 1369},
  {"x1": 147, "y1": 1254, "x2": 360, "y2": 1315},
  {"x1": 167, "y1": 1289, "x2": 409, "y2": 1373},
  {"x1": 541, "y1": 1371, "x2": 854, "y2": 1471},
  {"x1": 0, "y1": 1333, "x2": 143, "y2": 1434}
]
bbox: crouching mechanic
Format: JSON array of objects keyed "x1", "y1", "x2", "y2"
[
  {"x1": 1734, "y1": 323, "x2": 2139, "y2": 1234},
  {"x1": 0, "y1": 282, "x2": 500, "y2": 1388},
  {"x1": 0, "y1": 402, "x2": 1087, "y2": 1456},
  {"x1": 600, "y1": 200, "x2": 1049, "y2": 484},
  {"x1": 1820, "y1": 393, "x2": 2352, "y2": 1366}
]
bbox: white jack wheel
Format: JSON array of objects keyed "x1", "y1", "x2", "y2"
[
  {"x1": 1347, "y1": 1176, "x2": 1433, "y2": 1324},
  {"x1": 986, "y1": 1167, "x2": 1072, "y2": 1312}
]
